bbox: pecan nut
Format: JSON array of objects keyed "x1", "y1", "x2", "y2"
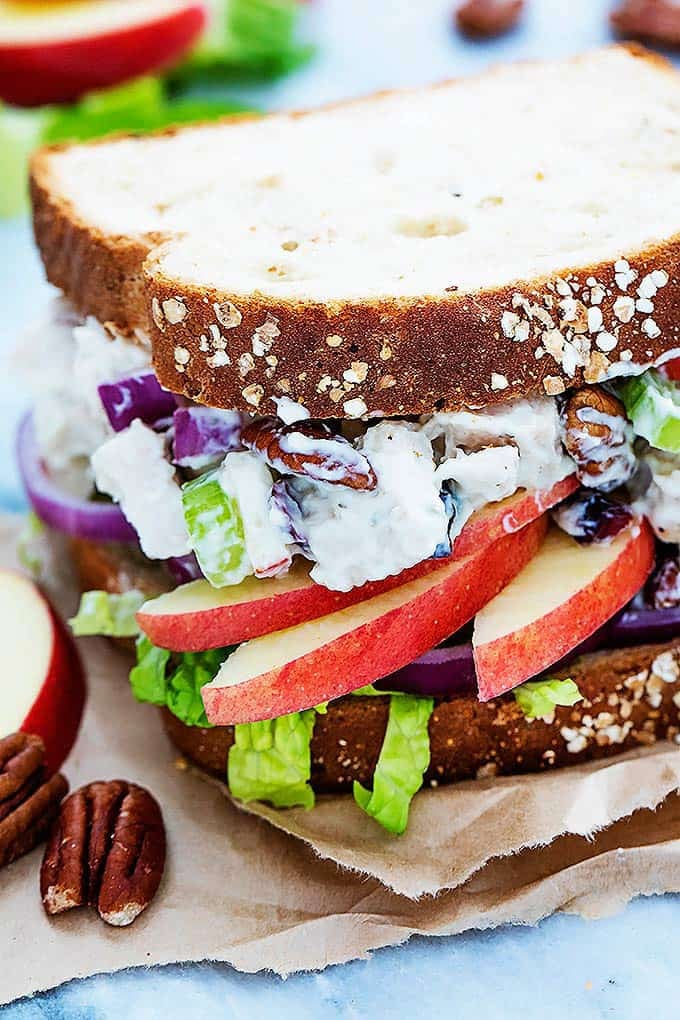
[
  {"x1": 242, "y1": 417, "x2": 377, "y2": 491},
  {"x1": 41, "y1": 780, "x2": 166, "y2": 927},
  {"x1": 0, "y1": 732, "x2": 68, "y2": 870},
  {"x1": 456, "y1": 0, "x2": 524, "y2": 37},
  {"x1": 561, "y1": 385, "x2": 636, "y2": 491},
  {"x1": 611, "y1": 1, "x2": 680, "y2": 46}
]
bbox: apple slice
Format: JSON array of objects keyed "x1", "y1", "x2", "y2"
[
  {"x1": 472, "y1": 520, "x2": 655, "y2": 701},
  {"x1": 202, "y1": 516, "x2": 547, "y2": 725},
  {"x1": 138, "y1": 475, "x2": 577, "y2": 651},
  {"x1": 0, "y1": 569, "x2": 86, "y2": 773},
  {"x1": 0, "y1": 1, "x2": 207, "y2": 107}
]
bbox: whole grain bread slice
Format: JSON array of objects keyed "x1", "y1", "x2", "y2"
[
  {"x1": 31, "y1": 44, "x2": 680, "y2": 418},
  {"x1": 70, "y1": 533, "x2": 680, "y2": 791}
]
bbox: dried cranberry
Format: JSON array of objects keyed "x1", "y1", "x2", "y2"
[
  {"x1": 645, "y1": 551, "x2": 680, "y2": 609},
  {"x1": 552, "y1": 490, "x2": 633, "y2": 544}
]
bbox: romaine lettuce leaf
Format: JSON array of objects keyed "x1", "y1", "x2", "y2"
[
  {"x1": 228, "y1": 709, "x2": 317, "y2": 809},
  {"x1": 353, "y1": 694, "x2": 434, "y2": 835},
  {"x1": 130, "y1": 636, "x2": 171, "y2": 706},
  {"x1": 70, "y1": 589, "x2": 145, "y2": 637},
  {"x1": 514, "y1": 677, "x2": 582, "y2": 719}
]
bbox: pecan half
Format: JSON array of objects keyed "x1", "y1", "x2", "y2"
[
  {"x1": 456, "y1": 0, "x2": 524, "y2": 37},
  {"x1": 561, "y1": 386, "x2": 636, "y2": 491},
  {"x1": 41, "y1": 780, "x2": 166, "y2": 927},
  {"x1": 0, "y1": 732, "x2": 68, "y2": 870},
  {"x1": 242, "y1": 417, "x2": 377, "y2": 491},
  {"x1": 611, "y1": 1, "x2": 680, "y2": 46}
]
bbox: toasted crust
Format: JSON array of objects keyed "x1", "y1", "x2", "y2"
[
  {"x1": 71, "y1": 535, "x2": 680, "y2": 792},
  {"x1": 30, "y1": 45, "x2": 680, "y2": 417}
]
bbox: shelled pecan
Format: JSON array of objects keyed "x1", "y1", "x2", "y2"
[
  {"x1": 0, "y1": 732, "x2": 68, "y2": 870},
  {"x1": 456, "y1": 0, "x2": 524, "y2": 37},
  {"x1": 242, "y1": 416, "x2": 377, "y2": 490},
  {"x1": 561, "y1": 385, "x2": 636, "y2": 491},
  {"x1": 41, "y1": 779, "x2": 166, "y2": 927}
]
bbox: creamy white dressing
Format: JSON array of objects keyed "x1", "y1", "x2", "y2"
[
  {"x1": 92, "y1": 420, "x2": 190, "y2": 559},
  {"x1": 635, "y1": 449, "x2": 680, "y2": 543},
  {"x1": 23, "y1": 299, "x2": 150, "y2": 497},
  {"x1": 572, "y1": 406, "x2": 636, "y2": 491},
  {"x1": 219, "y1": 452, "x2": 291, "y2": 578}
]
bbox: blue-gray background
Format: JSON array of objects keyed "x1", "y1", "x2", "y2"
[{"x1": 2, "y1": 1, "x2": 680, "y2": 1016}]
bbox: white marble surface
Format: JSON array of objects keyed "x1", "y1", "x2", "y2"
[{"x1": 2, "y1": 1, "x2": 680, "y2": 1015}]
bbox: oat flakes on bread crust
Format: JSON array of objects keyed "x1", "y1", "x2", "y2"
[
  {"x1": 31, "y1": 45, "x2": 680, "y2": 417},
  {"x1": 70, "y1": 536, "x2": 680, "y2": 793}
]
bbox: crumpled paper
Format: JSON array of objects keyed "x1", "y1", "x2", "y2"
[{"x1": 2, "y1": 514, "x2": 680, "y2": 1006}]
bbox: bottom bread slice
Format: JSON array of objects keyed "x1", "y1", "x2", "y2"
[
  {"x1": 70, "y1": 536, "x2": 680, "y2": 791},
  {"x1": 161, "y1": 641, "x2": 680, "y2": 791}
]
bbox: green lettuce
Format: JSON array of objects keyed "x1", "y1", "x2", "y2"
[
  {"x1": 353, "y1": 694, "x2": 434, "y2": 835},
  {"x1": 70, "y1": 589, "x2": 145, "y2": 637},
  {"x1": 17, "y1": 511, "x2": 47, "y2": 578},
  {"x1": 172, "y1": 0, "x2": 313, "y2": 83},
  {"x1": 130, "y1": 638, "x2": 232, "y2": 728},
  {"x1": 228, "y1": 710, "x2": 317, "y2": 809},
  {"x1": 514, "y1": 677, "x2": 582, "y2": 719}
]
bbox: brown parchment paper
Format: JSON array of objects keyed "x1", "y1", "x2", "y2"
[{"x1": 2, "y1": 513, "x2": 680, "y2": 1006}]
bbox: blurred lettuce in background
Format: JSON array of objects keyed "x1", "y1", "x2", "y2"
[{"x1": 0, "y1": 0, "x2": 312, "y2": 218}]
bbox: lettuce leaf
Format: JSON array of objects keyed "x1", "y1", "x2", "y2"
[
  {"x1": 353, "y1": 694, "x2": 434, "y2": 835},
  {"x1": 172, "y1": 0, "x2": 313, "y2": 83},
  {"x1": 0, "y1": 104, "x2": 47, "y2": 217},
  {"x1": 130, "y1": 636, "x2": 171, "y2": 706},
  {"x1": 514, "y1": 677, "x2": 582, "y2": 719},
  {"x1": 17, "y1": 511, "x2": 47, "y2": 578},
  {"x1": 228, "y1": 710, "x2": 317, "y2": 809},
  {"x1": 129, "y1": 638, "x2": 232, "y2": 727},
  {"x1": 70, "y1": 589, "x2": 145, "y2": 637}
]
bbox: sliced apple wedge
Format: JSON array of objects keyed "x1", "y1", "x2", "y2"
[
  {"x1": 202, "y1": 516, "x2": 547, "y2": 725},
  {"x1": 138, "y1": 475, "x2": 576, "y2": 651},
  {"x1": 472, "y1": 520, "x2": 655, "y2": 701},
  {"x1": 0, "y1": 0, "x2": 207, "y2": 106},
  {"x1": 0, "y1": 569, "x2": 86, "y2": 772}
]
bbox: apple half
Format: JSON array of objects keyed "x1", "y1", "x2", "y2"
[
  {"x1": 202, "y1": 516, "x2": 547, "y2": 725},
  {"x1": 0, "y1": 0, "x2": 207, "y2": 106},
  {"x1": 138, "y1": 475, "x2": 577, "y2": 651},
  {"x1": 0, "y1": 568, "x2": 86, "y2": 773},
  {"x1": 472, "y1": 520, "x2": 656, "y2": 701}
]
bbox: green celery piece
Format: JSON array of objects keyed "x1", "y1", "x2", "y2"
[
  {"x1": 182, "y1": 469, "x2": 251, "y2": 588},
  {"x1": 619, "y1": 370, "x2": 680, "y2": 453},
  {"x1": 353, "y1": 694, "x2": 434, "y2": 835},
  {"x1": 228, "y1": 710, "x2": 317, "y2": 809},
  {"x1": 0, "y1": 104, "x2": 47, "y2": 216},
  {"x1": 514, "y1": 677, "x2": 582, "y2": 720},
  {"x1": 69, "y1": 589, "x2": 145, "y2": 637}
]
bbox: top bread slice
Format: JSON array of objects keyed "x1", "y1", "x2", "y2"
[{"x1": 31, "y1": 44, "x2": 680, "y2": 418}]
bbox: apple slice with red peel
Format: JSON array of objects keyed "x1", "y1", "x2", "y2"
[
  {"x1": 472, "y1": 520, "x2": 655, "y2": 701},
  {"x1": 0, "y1": 1, "x2": 207, "y2": 107},
  {"x1": 0, "y1": 569, "x2": 86, "y2": 773},
  {"x1": 202, "y1": 516, "x2": 547, "y2": 725},
  {"x1": 138, "y1": 475, "x2": 576, "y2": 651}
]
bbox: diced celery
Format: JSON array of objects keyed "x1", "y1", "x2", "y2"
[
  {"x1": 182, "y1": 469, "x2": 251, "y2": 587},
  {"x1": 620, "y1": 371, "x2": 680, "y2": 453}
]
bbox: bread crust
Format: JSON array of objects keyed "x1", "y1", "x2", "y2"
[
  {"x1": 30, "y1": 44, "x2": 680, "y2": 417},
  {"x1": 70, "y1": 535, "x2": 680, "y2": 792}
]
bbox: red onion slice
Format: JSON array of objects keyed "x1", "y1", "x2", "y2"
[
  {"x1": 376, "y1": 642, "x2": 477, "y2": 697},
  {"x1": 16, "y1": 413, "x2": 138, "y2": 543},
  {"x1": 98, "y1": 372, "x2": 178, "y2": 432},
  {"x1": 173, "y1": 407, "x2": 244, "y2": 468}
]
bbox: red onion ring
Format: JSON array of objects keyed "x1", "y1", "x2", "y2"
[{"x1": 16, "y1": 413, "x2": 138, "y2": 543}]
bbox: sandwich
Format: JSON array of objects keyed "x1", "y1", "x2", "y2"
[{"x1": 19, "y1": 44, "x2": 680, "y2": 834}]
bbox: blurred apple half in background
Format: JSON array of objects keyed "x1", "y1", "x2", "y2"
[{"x1": 0, "y1": 0, "x2": 208, "y2": 106}]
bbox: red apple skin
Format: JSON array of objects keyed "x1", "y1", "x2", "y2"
[
  {"x1": 139, "y1": 475, "x2": 576, "y2": 651},
  {"x1": 202, "y1": 516, "x2": 547, "y2": 725},
  {"x1": 0, "y1": 4, "x2": 207, "y2": 107},
  {"x1": 20, "y1": 604, "x2": 86, "y2": 775},
  {"x1": 473, "y1": 520, "x2": 656, "y2": 702}
]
